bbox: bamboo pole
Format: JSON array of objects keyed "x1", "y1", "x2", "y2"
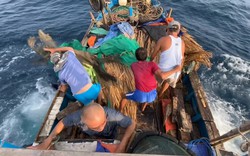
[
  {"x1": 81, "y1": 12, "x2": 95, "y2": 46},
  {"x1": 105, "y1": 3, "x2": 114, "y2": 24},
  {"x1": 101, "y1": 9, "x2": 107, "y2": 25},
  {"x1": 210, "y1": 121, "x2": 250, "y2": 146},
  {"x1": 168, "y1": 8, "x2": 173, "y2": 18}
]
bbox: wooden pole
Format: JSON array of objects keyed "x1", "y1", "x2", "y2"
[
  {"x1": 89, "y1": 11, "x2": 96, "y2": 22},
  {"x1": 81, "y1": 12, "x2": 95, "y2": 46},
  {"x1": 167, "y1": 8, "x2": 173, "y2": 18},
  {"x1": 105, "y1": 3, "x2": 114, "y2": 24},
  {"x1": 101, "y1": 9, "x2": 107, "y2": 25},
  {"x1": 210, "y1": 121, "x2": 250, "y2": 146}
]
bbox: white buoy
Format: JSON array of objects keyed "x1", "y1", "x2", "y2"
[{"x1": 119, "y1": 0, "x2": 127, "y2": 6}]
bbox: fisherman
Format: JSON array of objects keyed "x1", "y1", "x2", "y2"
[
  {"x1": 150, "y1": 20, "x2": 185, "y2": 98},
  {"x1": 28, "y1": 103, "x2": 135, "y2": 153},
  {"x1": 44, "y1": 47, "x2": 102, "y2": 106},
  {"x1": 120, "y1": 47, "x2": 172, "y2": 112}
]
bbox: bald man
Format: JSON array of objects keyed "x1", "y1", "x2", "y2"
[{"x1": 28, "y1": 103, "x2": 135, "y2": 153}]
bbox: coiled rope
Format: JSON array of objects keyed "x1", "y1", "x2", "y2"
[{"x1": 106, "y1": 0, "x2": 163, "y2": 23}]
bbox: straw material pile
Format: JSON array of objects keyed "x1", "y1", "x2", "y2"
[
  {"x1": 135, "y1": 28, "x2": 156, "y2": 57},
  {"x1": 99, "y1": 62, "x2": 137, "y2": 120},
  {"x1": 79, "y1": 30, "x2": 155, "y2": 120},
  {"x1": 135, "y1": 27, "x2": 212, "y2": 70},
  {"x1": 28, "y1": 30, "x2": 57, "y2": 59},
  {"x1": 28, "y1": 30, "x2": 95, "y2": 64},
  {"x1": 181, "y1": 28, "x2": 212, "y2": 70}
]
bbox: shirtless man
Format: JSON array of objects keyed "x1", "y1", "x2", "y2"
[
  {"x1": 28, "y1": 103, "x2": 135, "y2": 153},
  {"x1": 45, "y1": 47, "x2": 101, "y2": 106},
  {"x1": 151, "y1": 21, "x2": 185, "y2": 98}
]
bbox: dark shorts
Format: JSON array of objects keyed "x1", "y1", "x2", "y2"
[
  {"x1": 74, "y1": 83, "x2": 101, "y2": 106},
  {"x1": 126, "y1": 89, "x2": 157, "y2": 103}
]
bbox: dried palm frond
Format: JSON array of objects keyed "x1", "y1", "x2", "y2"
[
  {"x1": 28, "y1": 36, "x2": 50, "y2": 59},
  {"x1": 181, "y1": 28, "x2": 213, "y2": 68},
  {"x1": 98, "y1": 61, "x2": 137, "y2": 120},
  {"x1": 38, "y1": 29, "x2": 57, "y2": 48},
  {"x1": 27, "y1": 30, "x2": 116, "y2": 82}
]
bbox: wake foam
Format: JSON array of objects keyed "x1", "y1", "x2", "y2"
[
  {"x1": 201, "y1": 54, "x2": 249, "y2": 155},
  {"x1": 207, "y1": 92, "x2": 247, "y2": 155},
  {"x1": 0, "y1": 78, "x2": 56, "y2": 146}
]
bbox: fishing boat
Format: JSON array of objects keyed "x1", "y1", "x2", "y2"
[{"x1": 1, "y1": 0, "x2": 250, "y2": 156}]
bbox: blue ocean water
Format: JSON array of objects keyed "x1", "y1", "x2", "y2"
[{"x1": 0, "y1": 0, "x2": 249, "y2": 154}]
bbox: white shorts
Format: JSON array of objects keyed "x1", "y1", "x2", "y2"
[{"x1": 161, "y1": 71, "x2": 181, "y2": 88}]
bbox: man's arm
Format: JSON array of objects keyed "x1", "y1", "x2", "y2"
[
  {"x1": 27, "y1": 120, "x2": 65, "y2": 150},
  {"x1": 44, "y1": 47, "x2": 74, "y2": 54},
  {"x1": 150, "y1": 38, "x2": 162, "y2": 61},
  {"x1": 155, "y1": 65, "x2": 181, "y2": 80},
  {"x1": 180, "y1": 40, "x2": 185, "y2": 68},
  {"x1": 115, "y1": 120, "x2": 136, "y2": 153}
]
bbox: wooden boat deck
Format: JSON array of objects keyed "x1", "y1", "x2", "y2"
[
  {"x1": 34, "y1": 72, "x2": 220, "y2": 145},
  {"x1": 32, "y1": 1, "x2": 224, "y2": 155}
]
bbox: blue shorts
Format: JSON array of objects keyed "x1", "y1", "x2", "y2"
[
  {"x1": 74, "y1": 83, "x2": 101, "y2": 106},
  {"x1": 126, "y1": 89, "x2": 157, "y2": 103}
]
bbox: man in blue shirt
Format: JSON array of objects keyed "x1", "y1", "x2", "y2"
[
  {"x1": 44, "y1": 47, "x2": 101, "y2": 106},
  {"x1": 28, "y1": 103, "x2": 135, "y2": 153}
]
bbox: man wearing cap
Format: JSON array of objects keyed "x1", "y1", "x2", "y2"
[
  {"x1": 151, "y1": 20, "x2": 185, "y2": 98},
  {"x1": 28, "y1": 103, "x2": 136, "y2": 153},
  {"x1": 44, "y1": 47, "x2": 101, "y2": 106}
]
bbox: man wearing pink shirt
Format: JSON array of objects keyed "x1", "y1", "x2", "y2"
[{"x1": 120, "y1": 47, "x2": 178, "y2": 112}]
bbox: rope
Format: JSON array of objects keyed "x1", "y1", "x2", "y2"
[
  {"x1": 238, "y1": 126, "x2": 250, "y2": 142},
  {"x1": 108, "y1": 6, "x2": 139, "y2": 23},
  {"x1": 136, "y1": 1, "x2": 163, "y2": 23},
  {"x1": 106, "y1": 1, "x2": 163, "y2": 24}
]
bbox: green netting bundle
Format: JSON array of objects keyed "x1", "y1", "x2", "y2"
[{"x1": 60, "y1": 35, "x2": 139, "y2": 66}]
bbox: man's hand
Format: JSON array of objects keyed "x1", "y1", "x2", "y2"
[
  {"x1": 26, "y1": 137, "x2": 52, "y2": 150},
  {"x1": 115, "y1": 144, "x2": 126, "y2": 153},
  {"x1": 115, "y1": 120, "x2": 136, "y2": 153},
  {"x1": 59, "y1": 84, "x2": 68, "y2": 93},
  {"x1": 44, "y1": 48, "x2": 56, "y2": 54},
  {"x1": 27, "y1": 121, "x2": 65, "y2": 150},
  {"x1": 155, "y1": 65, "x2": 182, "y2": 80}
]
